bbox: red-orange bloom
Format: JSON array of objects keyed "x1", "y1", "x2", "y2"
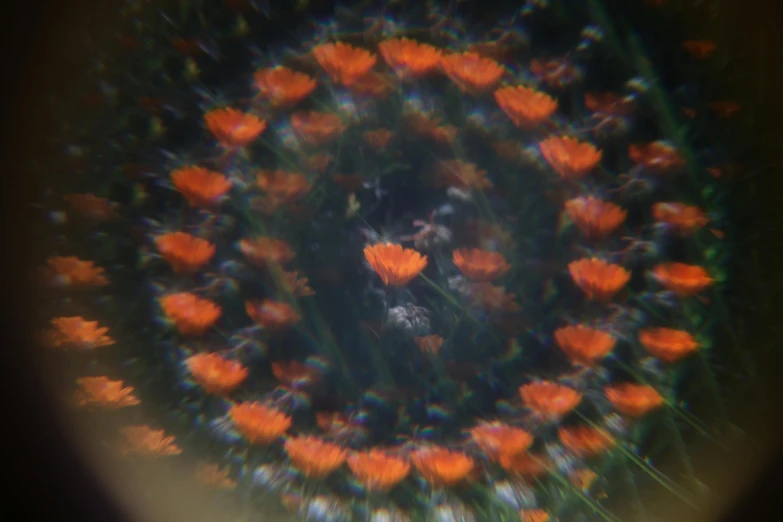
[
  {"x1": 204, "y1": 108, "x2": 266, "y2": 148},
  {"x1": 584, "y1": 92, "x2": 635, "y2": 116},
  {"x1": 280, "y1": 271, "x2": 315, "y2": 297},
  {"x1": 256, "y1": 169, "x2": 312, "y2": 207},
  {"x1": 48, "y1": 317, "x2": 115, "y2": 350},
  {"x1": 682, "y1": 40, "x2": 716, "y2": 59},
  {"x1": 119, "y1": 425, "x2": 182, "y2": 457},
  {"x1": 558, "y1": 425, "x2": 614, "y2": 457},
  {"x1": 160, "y1": 293, "x2": 221, "y2": 335},
  {"x1": 519, "y1": 381, "x2": 582, "y2": 421},
  {"x1": 469, "y1": 421, "x2": 534, "y2": 461},
  {"x1": 272, "y1": 360, "x2": 321, "y2": 388},
  {"x1": 638, "y1": 327, "x2": 699, "y2": 362},
  {"x1": 364, "y1": 243, "x2": 428, "y2": 286},
  {"x1": 414, "y1": 335, "x2": 444, "y2": 356},
  {"x1": 530, "y1": 58, "x2": 581, "y2": 89},
  {"x1": 494, "y1": 85, "x2": 558, "y2": 128},
  {"x1": 74, "y1": 376, "x2": 140, "y2": 409},
  {"x1": 521, "y1": 509, "x2": 551, "y2": 522},
  {"x1": 284, "y1": 435, "x2": 347, "y2": 477},
  {"x1": 64, "y1": 193, "x2": 120, "y2": 221},
  {"x1": 245, "y1": 299, "x2": 301, "y2": 330},
  {"x1": 379, "y1": 38, "x2": 442, "y2": 79},
  {"x1": 312, "y1": 42, "x2": 377, "y2": 86},
  {"x1": 452, "y1": 248, "x2": 511, "y2": 282},
  {"x1": 440, "y1": 52, "x2": 505, "y2": 94},
  {"x1": 44, "y1": 257, "x2": 108, "y2": 288},
  {"x1": 239, "y1": 237, "x2": 295, "y2": 268},
  {"x1": 539, "y1": 136, "x2": 602, "y2": 179},
  {"x1": 564, "y1": 197, "x2": 627, "y2": 240},
  {"x1": 410, "y1": 446, "x2": 474, "y2": 486},
  {"x1": 554, "y1": 325, "x2": 616, "y2": 366},
  {"x1": 568, "y1": 258, "x2": 630, "y2": 300},
  {"x1": 628, "y1": 141, "x2": 685, "y2": 174},
  {"x1": 185, "y1": 352, "x2": 248, "y2": 395},
  {"x1": 347, "y1": 71, "x2": 394, "y2": 99},
  {"x1": 405, "y1": 112, "x2": 458, "y2": 145},
  {"x1": 433, "y1": 160, "x2": 492, "y2": 190},
  {"x1": 651, "y1": 262, "x2": 713, "y2": 296},
  {"x1": 363, "y1": 128, "x2": 395, "y2": 151},
  {"x1": 604, "y1": 383, "x2": 664, "y2": 417},
  {"x1": 652, "y1": 202, "x2": 709, "y2": 235},
  {"x1": 290, "y1": 111, "x2": 346, "y2": 146},
  {"x1": 155, "y1": 232, "x2": 216, "y2": 274},
  {"x1": 498, "y1": 452, "x2": 550, "y2": 479},
  {"x1": 254, "y1": 66, "x2": 317, "y2": 107},
  {"x1": 229, "y1": 402, "x2": 292, "y2": 445},
  {"x1": 171, "y1": 166, "x2": 232, "y2": 208},
  {"x1": 347, "y1": 449, "x2": 411, "y2": 491},
  {"x1": 468, "y1": 282, "x2": 521, "y2": 312},
  {"x1": 195, "y1": 462, "x2": 236, "y2": 489}
]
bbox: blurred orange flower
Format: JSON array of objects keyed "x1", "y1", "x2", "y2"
[
  {"x1": 494, "y1": 85, "x2": 558, "y2": 128},
  {"x1": 363, "y1": 128, "x2": 394, "y2": 151},
  {"x1": 405, "y1": 112, "x2": 458, "y2": 145},
  {"x1": 229, "y1": 402, "x2": 292, "y2": 444},
  {"x1": 652, "y1": 202, "x2": 709, "y2": 235},
  {"x1": 48, "y1": 317, "x2": 115, "y2": 350},
  {"x1": 119, "y1": 425, "x2": 182, "y2": 457},
  {"x1": 347, "y1": 71, "x2": 394, "y2": 99},
  {"x1": 558, "y1": 425, "x2": 614, "y2": 457},
  {"x1": 171, "y1": 166, "x2": 232, "y2": 208},
  {"x1": 521, "y1": 509, "x2": 551, "y2": 522},
  {"x1": 44, "y1": 256, "x2": 108, "y2": 288},
  {"x1": 155, "y1": 232, "x2": 216, "y2": 274},
  {"x1": 554, "y1": 324, "x2": 616, "y2": 366},
  {"x1": 256, "y1": 169, "x2": 312, "y2": 208},
  {"x1": 195, "y1": 462, "x2": 236, "y2": 489},
  {"x1": 453, "y1": 248, "x2": 511, "y2": 282},
  {"x1": 254, "y1": 66, "x2": 316, "y2": 107},
  {"x1": 628, "y1": 141, "x2": 684, "y2": 174},
  {"x1": 440, "y1": 52, "x2": 505, "y2": 94},
  {"x1": 348, "y1": 449, "x2": 411, "y2": 491},
  {"x1": 498, "y1": 451, "x2": 550, "y2": 479},
  {"x1": 414, "y1": 334, "x2": 444, "y2": 356},
  {"x1": 239, "y1": 236, "x2": 295, "y2": 268},
  {"x1": 272, "y1": 360, "x2": 320, "y2": 388},
  {"x1": 411, "y1": 446, "x2": 474, "y2": 486},
  {"x1": 186, "y1": 352, "x2": 248, "y2": 395},
  {"x1": 364, "y1": 243, "x2": 428, "y2": 286},
  {"x1": 469, "y1": 421, "x2": 534, "y2": 461},
  {"x1": 204, "y1": 107, "x2": 266, "y2": 148},
  {"x1": 64, "y1": 193, "x2": 120, "y2": 221},
  {"x1": 468, "y1": 282, "x2": 520, "y2": 312},
  {"x1": 539, "y1": 136, "x2": 602, "y2": 179},
  {"x1": 604, "y1": 383, "x2": 664, "y2": 417},
  {"x1": 160, "y1": 292, "x2": 221, "y2": 335},
  {"x1": 312, "y1": 42, "x2": 377, "y2": 86},
  {"x1": 433, "y1": 160, "x2": 492, "y2": 190},
  {"x1": 379, "y1": 38, "x2": 442, "y2": 79},
  {"x1": 519, "y1": 381, "x2": 582, "y2": 420},
  {"x1": 584, "y1": 92, "x2": 634, "y2": 116},
  {"x1": 291, "y1": 111, "x2": 346, "y2": 146},
  {"x1": 638, "y1": 327, "x2": 699, "y2": 362},
  {"x1": 280, "y1": 270, "x2": 315, "y2": 297},
  {"x1": 284, "y1": 435, "x2": 347, "y2": 477},
  {"x1": 245, "y1": 299, "x2": 301, "y2": 330},
  {"x1": 651, "y1": 262, "x2": 713, "y2": 296},
  {"x1": 568, "y1": 258, "x2": 630, "y2": 300},
  {"x1": 564, "y1": 197, "x2": 627, "y2": 240},
  {"x1": 74, "y1": 376, "x2": 139, "y2": 409}
]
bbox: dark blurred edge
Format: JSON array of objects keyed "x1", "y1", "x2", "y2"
[{"x1": 1, "y1": 0, "x2": 782, "y2": 521}]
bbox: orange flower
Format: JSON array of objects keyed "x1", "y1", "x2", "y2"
[
  {"x1": 564, "y1": 197, "x2": 627, "y2": 240},
  {"x1": 558, "y1": 425, "x2": 614, "y2": 457},
  {"x1": 469, "y1": 421, "x2": 534, "y2": 461},
  {"x1": 453, "y1": 248, "x2": 510, "y2": 282},
  {"x1": 347, "y1": 71, "x2": 394, "y2": 99},
  {"x1": 553, "y1": 325, "x2": 616, "y2": 366},
  {"x1": 682, "y1": 40, "x2": 716, "y2": 59},
  {"x1": 280, "y1": 271, "x2": 315, "y2": 297},
  {"x1": 378, "y1": 38, "x2": 442, "y2": 79},
  {"x1": 312, "y1": 42, "x2": 377, "y2": 86},
  {"x1": 44, "y1": 256, "x2": 108, "y2": 288},
  {"x1": 521, "y1": 509, "x2": 551, "y2": 522},
  {"x1": 239, "y1": 237, "x2": 295, "y2": 268},
  {"x1": 605, "y1": 383, "x2": 664, "y2": 417},
  {"x1": 468, "y1": 282, "x2": 520, "y2": 312},
  {"x1": 628, "y1": 141, "x2": 684, "y2": 174},
  {"x1": 155, "y1": 232, "x2": 215, "y2": 274},
  {"x1": 530, "y1": 58, "x2": 581, "y2": 89},
  {"x1": 584, "y1": 92, "x2": 634, "y2": 116},
  {"x1": 652, "y1": 202, "x2": 709, "y2": 235},
  {"x1": 494, "y1": 85, "x2": 558, "y2": 128},
  {"x1": 74, "y1": 376, "x2": 139, "y2": 409},
  {"x1": 195, "y1": 462, "x2": 236, "y2": 489},
  {"x1": 363, "y1": 128, "x2": 394, "y2": 151},
  {"x1": 414, "y1": 334, "x2": 444, "y2": 356},
  {"x1": 440, "y1": 52, "x2": 505, "y2": 94},
  {"x1": 254, "y1": 66, "x2": 316, "y2": 107},
  {"x1": 64, "y1": 193, "x2": 120, "y2": 221},
  {"x1": 410, "y1": 446, "x2": 474, "y2": 486},
  {"x1": 160, "y1": 292, "x2": 221, "y2": 335},
  {"x1": 433, "y1": 160, "x2": 492, "y2": 190},
  {"x1": 568, "y1": 258, "x2": 630, "y2": 300},
  {"x1": 519, "y1": 381, "x2": 582, "y2": 420},
  {"x1": 245, "y1": 299, "x2": 300, "y2": 330},
  {"x1": 651, "y1": 263, "x2": 713, "y2": 296},
  {"x1": 405, "y1": 112, "x2": 458, "y2": 145},
  {"x1": 638, "y1": 327, "x2": 699, "y2": 362},
  {"x1": 229, "y1": 402, "x2": 292, "y2": 445},
  {"x1": 256, "y1": 169, "x2": 312, "y2": 207},
  {"x1": 272, "y1": 360, "x2": 320, "y2": 388},
  {"x1": 539, "y1": 136, "x2": 602, "y2": 179},
  {"x1": 284, "y1": 435, "x2": 347, "y2": 477},
  {"x1": 119, "y1": 425, "x2": 182, "y2": 457},
  {"x1": 185, "y1": 352, "x2": 248, "y2": 395},
  {"x1": 48, "y1": 317, "x2": 115, "y2": 350},
  {"x1": 348, "y1": 449, "x2": 411, "y2": 491},
  {"x1": 364, "y1": 243, "x2": 428, "y2": 286},
  {"x1": 171, "y1": 166, "x2": 232, "y2": 208},
  {"x1": 498, "y1": 452, "x2": 550, "y2": 478},
  {"x1": 204, "y1": 107, "x2": 266, "y2": 148},
  {"x1": 290, "y1": 111, "x2": 346, "y2": 146}
]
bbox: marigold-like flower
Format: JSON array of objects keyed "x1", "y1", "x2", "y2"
[
  {"x1": 284, "y1": 435, "x2": 347, "y2": 477},
  {"x1": 605, "y1": 383, "x2": 664, "y2": 417},
  {"x1": 568, "y1": 258, "x2": 630, "y2": 300},
  {"x1": 652, "y1": 202, "x2": 709, "y2": 235},
  {"x1": 48, "y1": 317, "x2": 115, "y2": 350},
  {"x1": 530, "y1": 58, "x2": 581, "y2": 89},
  {"x1": 519, "y1": 381, "x2": 582, "y2": 421},
  {"x1": 364, "y1": 243, "x2": 428, "y2": 287},
  {"x1": 410, "y1": 446, "x2": 474, "y2": 486},
  {"x1": 171, "y1": 166, "x2": 232, "y2": 208},
  {"x1": 64, "y1": 193, "x2": 120, "y2": 221},
  {"x1": 204, "y1": 107, "x2": 266, "y2": 148},
  {"x1": 468, "y1": 282, "x2": 520, "y2": 312},
  {"x1": 469, "y1": 421, "x2": 534, "y2": 461},
  {"x1": 405, "y1": 112, "x2": 458, "y2": 145},
  {"x1": 347, "y1": 71, "x2": 394, "y2": 99},
  {"x1": 498, "y1": 452, "x2": 550, "y2": 478},
  {"x1": 558, "y1": 425, "x2": 614, "y2": 457},
  {"x1": 651, "y1": 262, "x2": 713, "y2": 296},
  {"x1": 119, "y1": 425, "x2": 182, "y2": 457},
  {"x1": 74, "y1": 376, "x2": 139, "y2": 409},
  {"x1": 291, "y1": 111, "x2": 346, "y2": 146},
  {"x1": 186, "y1": 352, "x2": 248, "y2": 395},
  {"x1": 195, "y1": 462, "x2": 236, "y2": 489},
  {"x1": 521, "y1": 509, "x2": 551, "y2": 522},
  {"x1": 494, "y1": 85, "x2": 558, "y2": 128},
  {"x1": 256, "y1": 169, "x2": 312, "y2": 207},
  {"x1": 628, "y1": 141, "x2": 685, "y2": 174},
  {"x1": 682, "y1": 40, "x2": 716, "y2": 59},
  {"x1": 229, "y1": 402, "x2": 292, "y2": 445},
  {"x1": 414, "y1": 335, "x2": 444, "y2": 356},
  {"x1": 239, "y1": 236, "x2": 295, "y2": 268},
  {"x1": 44, "y1": 257, "x2": 108, "y2": 288},
  {"x1": 638, "y1": 327, "x2": 699, "y2": 362},
  {"x1": 348, "y1": 449, "x2": 411, "y2": 491},
  {"x1": 155, "y1": 232, "x2": 216, "y2": 274},
  {"x1": 453, "y1": 248, "x2": 510, "y2": 282},
  {"x1": 160, "y1": 292, "x2": 221, "y2": 335},
  {"x1": 254, "y1": 66, "x2": 316, "y2": 107},
  {"x1": 272, "y1": 360, "x2": 321, "y2": 388},
  {"x1": 363, "y1": 128, "x2": 394, "y2": 151},
  {"x1": 554, "y1": 324, "x2": 616, "y2": 366},
  {"x1": 379, "y1": 38, "x2": 443, "y2": 79},
  {"x1": 280, "y1": 270, "x2": 315, "y2": 297},
  {"x1": 564, "y1": 197, "x2": 627, "y2": 240},
  {"x1": 539, "y1": 136, "x2": 602, "y2": 179},
  {"x1": 312, "y1": 42, "x2": 377, "y2": 86},
  {"x1": 440, "y1": 52, "x2": 505, "y2": 94},
  {"x1": 433, "y1": 160, "x2": 492, "y2": 189},
  {"x1": 245, "y1": 299, "x2": 300, "y2": 330}
]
